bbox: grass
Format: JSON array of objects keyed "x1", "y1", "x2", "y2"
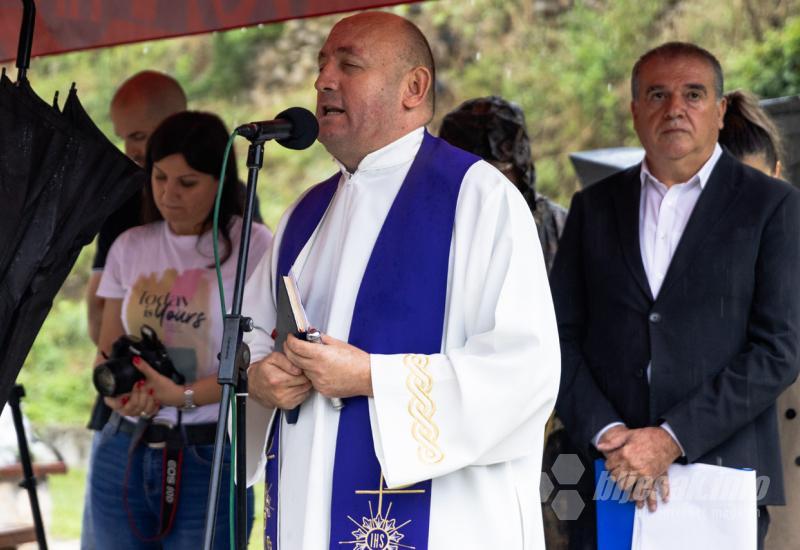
[
  {"x1": 46, "y1": 466, "x2": 265, "y2": 548},
  {"x1": 48, "y1": 467, "x2": 86, "y2": 540},
  {"x1": 251, "y1": 482, "x2": 265, "y2": 549}
]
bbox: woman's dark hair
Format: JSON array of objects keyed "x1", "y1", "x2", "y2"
[
  {"x1": 439, "y1": 96, "x2": 537, "y2": 212},
  {"x1": 144, "y1": 111, "x2": 243, "y2": 263},
  {"x1": 720, "y1": 90, "x2": 784, "y2": 172}
]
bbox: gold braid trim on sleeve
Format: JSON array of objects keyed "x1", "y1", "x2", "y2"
[{"x1": 404, "y1": 354, "x2": 444, "y2": 464}]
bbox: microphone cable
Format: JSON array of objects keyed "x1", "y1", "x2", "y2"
[{"x1": 212, "y1": 127, "x2": 239, "y2": 550}]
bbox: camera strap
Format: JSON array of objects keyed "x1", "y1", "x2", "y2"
[
  {"x1": 127, "y1": 417, "x2": 149, "y2": 454},
  {"x1": 122, "y1": 416, "x2": 184, "y2": 542}
]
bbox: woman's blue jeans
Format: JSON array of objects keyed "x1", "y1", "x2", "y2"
[{"x1": 90, "y1": 422, "x2": 254, "y2": 549}]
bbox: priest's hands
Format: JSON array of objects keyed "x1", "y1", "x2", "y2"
[
  {"x1": 598, "y1": 426, "x2": 681, "y2": 512},
  {"x1": 248, "y1": 351, "x2": 313, "y2": 409},
  {"x1": 284, "y1": 333, "x2": 372, "y2": 398},
  {"x1": 247, "y1": 333, "x2": 372, "y2": 409}
]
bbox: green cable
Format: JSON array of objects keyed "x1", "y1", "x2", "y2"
[
  {"x1": 213, "y1": 129, "x2": 238, "y2": 549},
  {"x1": 213, "y1": 129, "x2": 237, "y2": 315}
]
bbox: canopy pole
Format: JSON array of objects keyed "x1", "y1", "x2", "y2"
[{"x1": 16, "y1": 0, "x2": 36, "y2": 83}]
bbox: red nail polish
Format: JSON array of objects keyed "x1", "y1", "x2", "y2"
[
  {"x1": 121, "y1": 397, "x2": 129, "y2": 405},
  {"x1": 271, "y1": 328, "x2": 278, "y2": 340},
  {"x1": 148, "y1": 388, "x2": 154, "y2": 396},
  {"x1": 136, "y1": 380, "x2": 144, "y2": 388},
  {"x1": 132, "y1": 356, "x2": 141, "y2": 366}
]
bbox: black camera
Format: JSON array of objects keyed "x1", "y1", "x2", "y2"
[{"x1": 93, "y1": 325, "x2": 185, "y2": 397}]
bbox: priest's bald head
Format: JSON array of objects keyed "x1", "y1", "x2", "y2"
[
  {"x1": 315, "y1": 11, "x2": 435, "y2": 172},
  {"x1": 110, "y1": 70, "x2": 187, "y2": 166}
]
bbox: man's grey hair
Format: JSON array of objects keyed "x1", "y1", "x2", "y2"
[{"x1": 631, "y1": 42, "x2": 724, "y2": 100}]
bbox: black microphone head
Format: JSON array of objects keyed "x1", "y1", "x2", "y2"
[{"x1": 275, "y1": 107, "x2": 319, "y2": 150}]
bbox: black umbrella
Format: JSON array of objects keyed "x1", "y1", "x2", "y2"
[
  {"x1": 0, "y1": 73, "x2": 67, "y2": 279},
  {"x1": 0, "y1": 69, "x2": 145, "y2": 412}
]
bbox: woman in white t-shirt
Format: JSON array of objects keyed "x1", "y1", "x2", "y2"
[{"x1": 90, "y1": 111, "x2": 272, "y2": 549}]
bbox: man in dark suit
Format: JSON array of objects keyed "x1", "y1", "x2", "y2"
[{"x1": 551, "y1": 42, "x2": 800, "y2": 548}]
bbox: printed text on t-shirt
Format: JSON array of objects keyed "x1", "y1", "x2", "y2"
[{"x1": 138, "y1": 290, "x2": 207, "y2": 329}]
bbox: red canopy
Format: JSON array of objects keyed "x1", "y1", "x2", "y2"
[{"x1": 0, "y1": 0, "x2": 422, "y2": 63}]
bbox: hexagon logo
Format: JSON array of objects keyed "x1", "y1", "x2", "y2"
[
  {"x1": 540, "y1": 472, "x2": 554, "y2": 502},
  {"x1": 551, "y1": 489, "x2": 585, "y2": 521},
  {"x1": 543, "y1": 452, "x2": 589, "y2": 520},
  {"x1": 551, "y1": 454, "x2": 585, "y2": 485}
]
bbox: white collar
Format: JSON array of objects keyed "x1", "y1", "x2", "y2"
[
  {"x1": 640, "y1": 143, "x2": 723, "y2": 190},
  {"x1": 334, "y1": 126, "x2": 426, "y2": 176}
]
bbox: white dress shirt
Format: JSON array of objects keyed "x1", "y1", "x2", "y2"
[
  {"x1": 639, "y1": 144, "x2": 723, "y2": 298},
  {"x1": 593, "y1": 145, "x2": 723, "y2": 452}
]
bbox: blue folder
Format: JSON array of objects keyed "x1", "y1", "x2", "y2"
[{"x1": 594, "y1": 459, "x2": 635, "y2": 550}]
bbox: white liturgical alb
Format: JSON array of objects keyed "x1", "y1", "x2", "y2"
[{"x1": 241, "y1": 127, "x2": 561, "y2": 549}]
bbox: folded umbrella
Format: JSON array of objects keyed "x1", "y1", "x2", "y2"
[{"x1": 0, "y1": 73, "x2": 145, "y2": 411}]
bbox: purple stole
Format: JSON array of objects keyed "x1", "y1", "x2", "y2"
[{"x1": 265, "y1": 131, "x2": 479, "y2": 550}]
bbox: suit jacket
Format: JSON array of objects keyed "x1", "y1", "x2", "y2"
[{"x1": 551, "y1": 150, "x2": 800, "y2": 505}]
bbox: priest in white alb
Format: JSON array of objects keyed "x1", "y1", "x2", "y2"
[{"x1": 241, "y1": 11, "x2": 561, "y2": 550}]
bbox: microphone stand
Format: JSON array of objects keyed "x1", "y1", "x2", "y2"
[{"x1": 202, "y1": 139, "x2": 264, "y2": 550}]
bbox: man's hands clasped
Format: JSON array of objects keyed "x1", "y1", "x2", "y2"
[
  {"x1": 597, "y1": 425, "x2": 682, "y2": 512},
  {"x1": 248, "y1": 332, "x2": 372, "y2": 410}
]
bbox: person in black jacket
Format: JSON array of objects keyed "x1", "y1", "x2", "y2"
[{"x1": 551, "y1": 42, "x2": 800, "y2": 549}]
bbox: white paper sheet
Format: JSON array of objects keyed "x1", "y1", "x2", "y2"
[{"x1": 632, "y1": 463, "x2": 757, "y2": 550}]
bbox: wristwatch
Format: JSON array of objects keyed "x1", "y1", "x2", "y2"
[{"x1": 182, "y1": 386, "x2": 197, "y2": 410}]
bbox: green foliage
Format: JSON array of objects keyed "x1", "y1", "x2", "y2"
[
  {"x1": 429, "y1": 0, "x2": 800, "y2": 203},
  {"x1": 16, "y1": 293, "x2": 95, "y2": 426},
  {"x1": 729, "y1": 16, "x2": 800, "y2": 98},
  {"x1": 186, "y1": 24, "x2": 285, "y2": 100},
  {"x1": 434, "y1": 0, "x2": 681, "y2": 200}
]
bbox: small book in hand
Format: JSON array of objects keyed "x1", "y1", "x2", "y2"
[
  {"x1": 275, "y1": 274, "x2": 316, "y2": 424},
  {"x1": 274, "y1": 274, "x2": 313, "y2": 354}
]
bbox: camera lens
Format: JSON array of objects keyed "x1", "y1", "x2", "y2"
[
  {"x1": 93, "y1": 365, "x2": 117, "y2": 397},
  {"x1": 92, "y1": 357, "x2": 143, "y2": 397}
]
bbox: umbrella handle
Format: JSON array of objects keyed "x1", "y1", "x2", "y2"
[{"x1": 16, "y1": 0, "x2": 36, "y2": 83}]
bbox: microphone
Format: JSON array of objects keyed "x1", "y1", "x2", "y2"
[{"x1": 235, "y1": 107, "x2": 319, "y2": 149}]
